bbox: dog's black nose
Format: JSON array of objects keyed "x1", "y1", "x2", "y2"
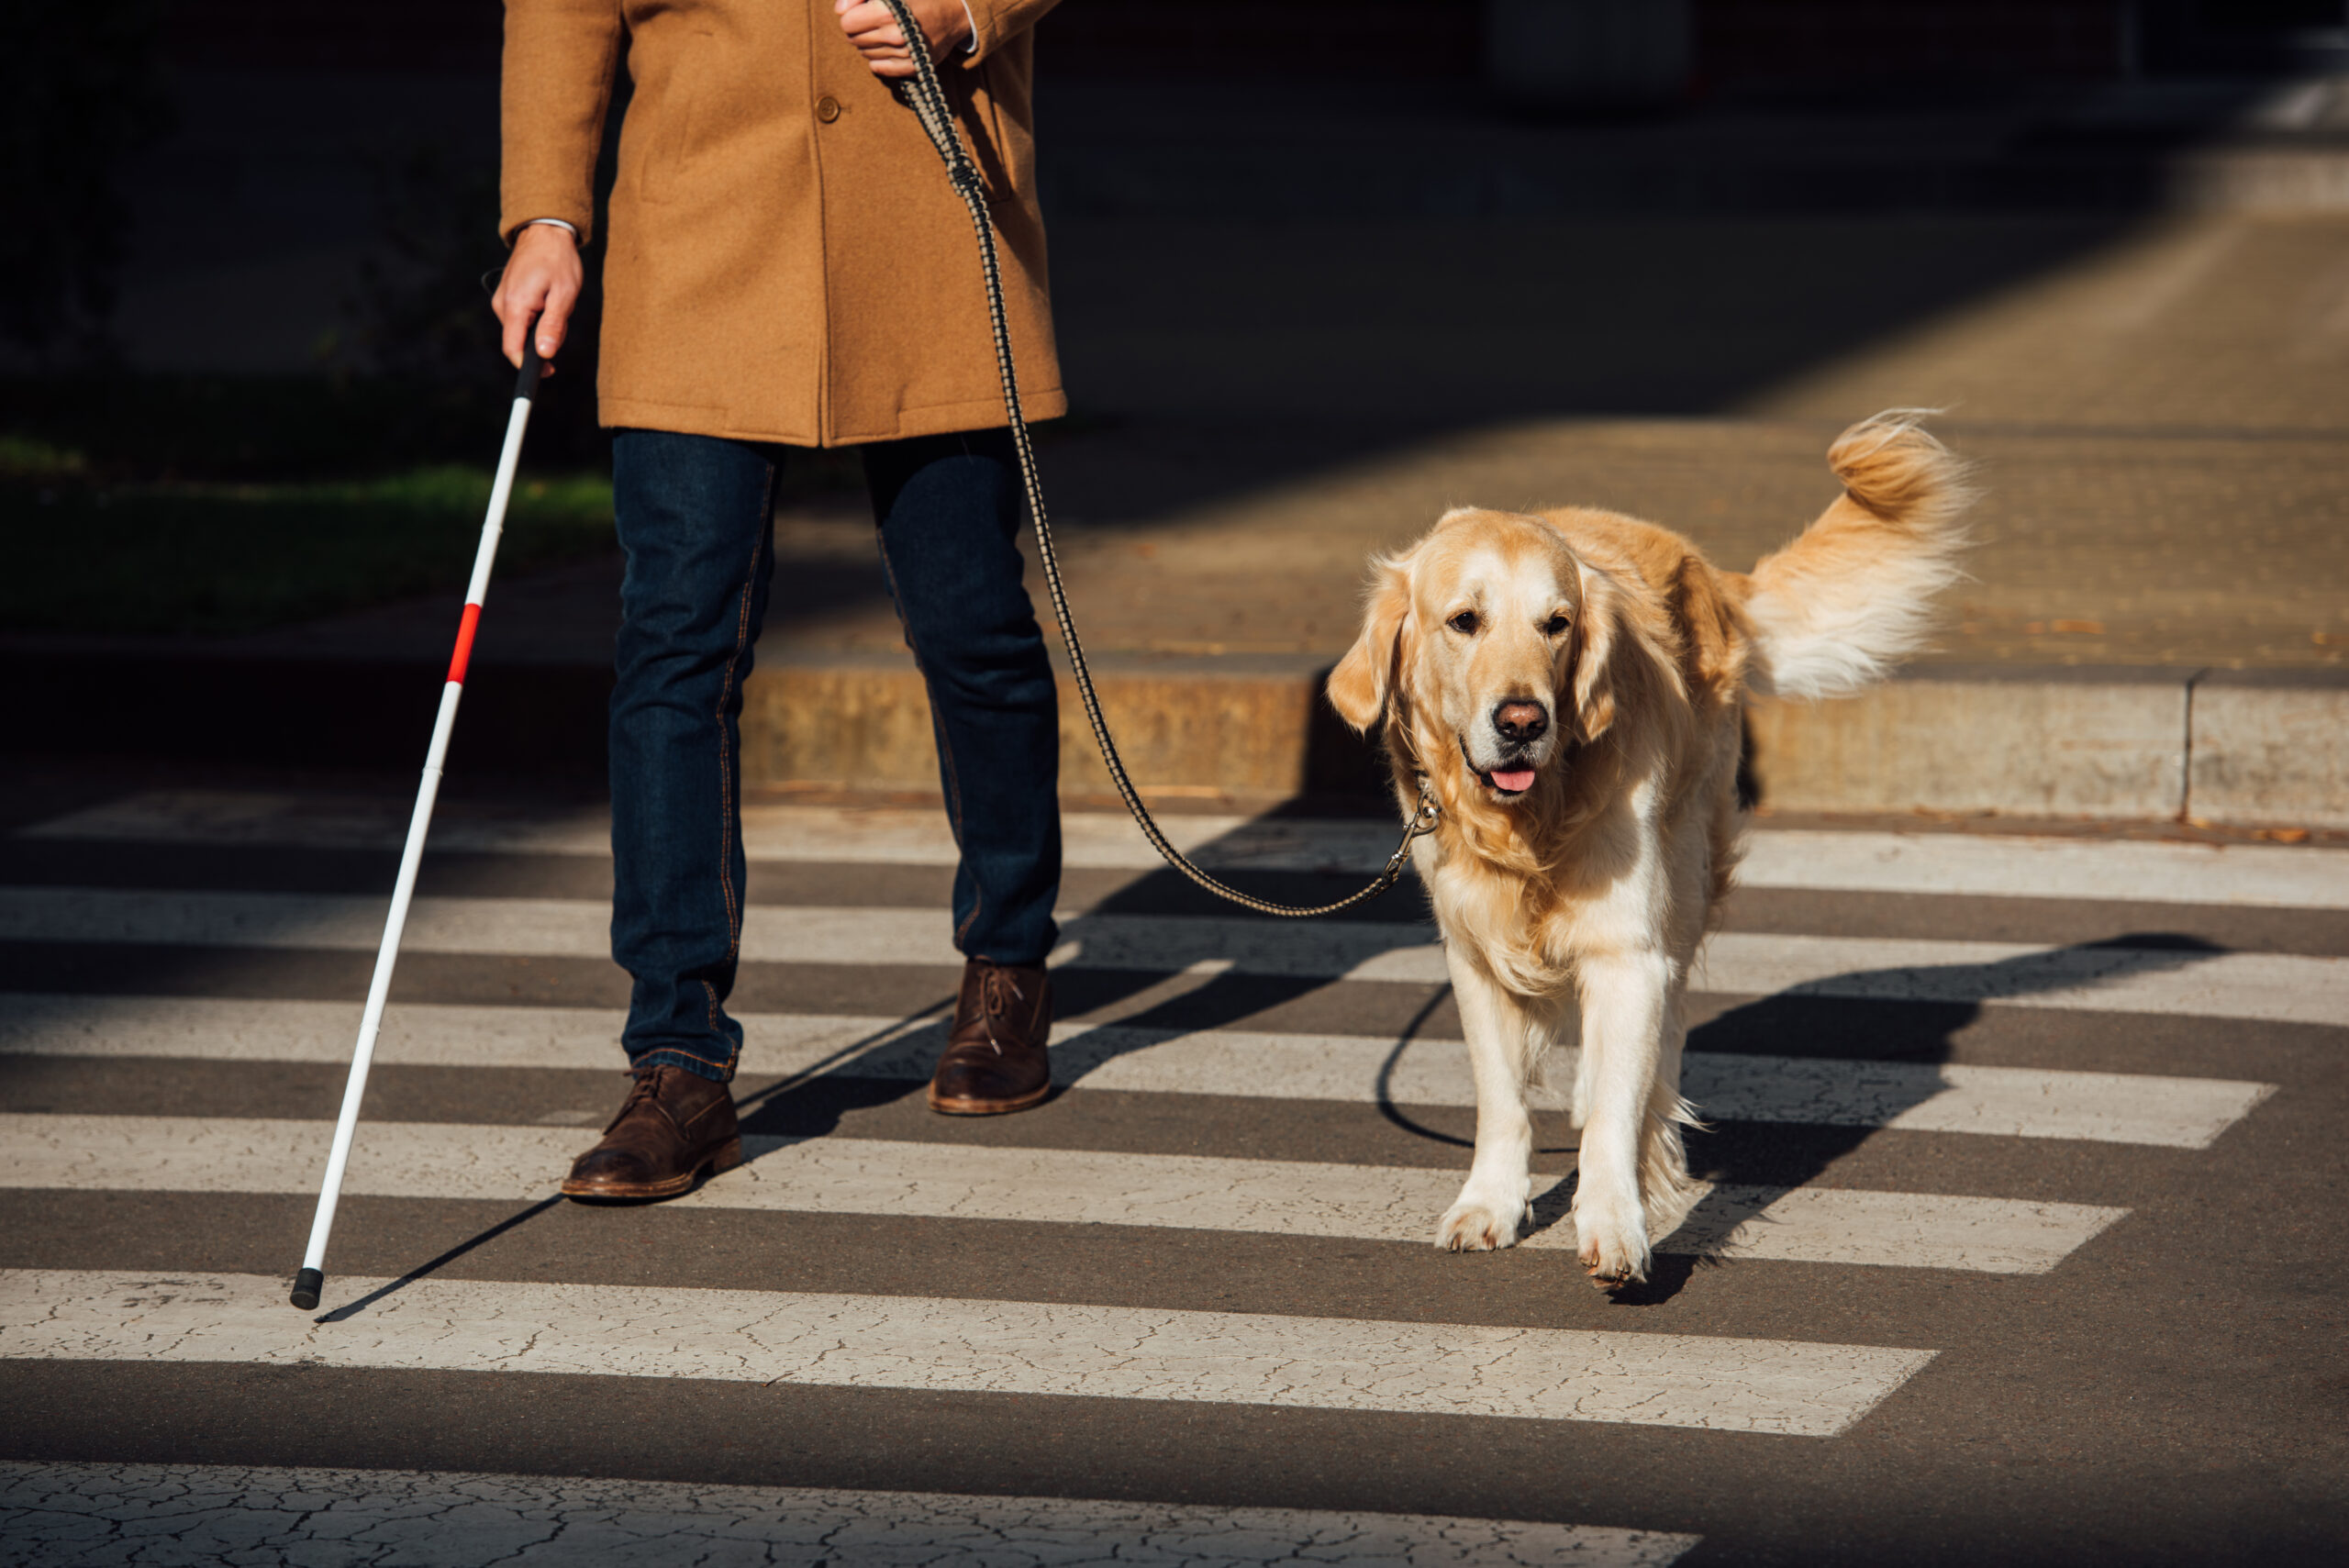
[{"x1": 1493, "y1": 701, "x2": 1548, "y2": 743}]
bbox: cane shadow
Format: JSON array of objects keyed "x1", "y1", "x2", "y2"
[
  {"x1": 737, "y1": 948, "x2": 1450, "y2": 1140},
  {"x1": 311, "y1": 1195, "x2": 562, "y2": 1324},
  {"x1": 740, "y1": 822, "x2": 1450, "y2": 1138},
  {"x1": 327, "y1": 1004, "x2": 977, "y2": 1318},
  {"x1": 731, "y1": 1001, "x2": 961, "y2": 1137}
]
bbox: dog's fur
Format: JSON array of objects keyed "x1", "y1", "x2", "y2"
[{"x1": 1327, "y1": 412, "x2": 1975, "y2": 1288}]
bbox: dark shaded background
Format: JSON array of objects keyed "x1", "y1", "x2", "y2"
[{"x1": 1, "y1": 0, "x2": 2342, "y2": 776}]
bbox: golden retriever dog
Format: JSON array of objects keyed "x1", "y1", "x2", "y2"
[{"x1": 1327, "y1": 412, "x2": 1975, "y2": 1289}]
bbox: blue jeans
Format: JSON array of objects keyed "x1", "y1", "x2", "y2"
[{"x1": 608, "y1": 428, "x2": 1062, "y2": 1084}]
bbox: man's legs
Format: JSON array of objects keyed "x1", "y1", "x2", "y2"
[
  {"x1": 564, "y1": 428, "x2": 772, "y2": 1199},
  {"x1": 864, "y1": 430, "x2": 1063, "y2": 1113}
]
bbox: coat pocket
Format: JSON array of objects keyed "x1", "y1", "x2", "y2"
[{"x1": 632, "y1": 28, "x2": 715, "y2": 206}]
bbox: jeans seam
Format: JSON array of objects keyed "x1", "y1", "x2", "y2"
[
  {"x1": 879, "y1": 537, "x2": 981, "y2": 948},
  {"x1": 938, "y1": 705, "x2": 984, "y2": 950},
  {"x1": 705, "y1": 459, "x2": 770, "y2": 1056},
  {"x1": 877, "y1": 539, "x2": 973, "y2": 845},
  {"x1": 887, "y1": 544, "x2": 982, "y2": 948}
]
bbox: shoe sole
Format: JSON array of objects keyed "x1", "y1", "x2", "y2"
[
  {"x1": 561, "y1": 1137, "x2": 743, "y2": 1202},
  {"x1": 926, "y1": 1083, "x2": 1052, "y2": 1117}
]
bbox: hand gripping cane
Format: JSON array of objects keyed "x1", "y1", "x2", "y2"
[{"x1": 289, "y1": 335, "x2": 543, "y2": 1311}]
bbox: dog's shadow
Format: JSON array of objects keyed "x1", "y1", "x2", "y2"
[
  {"x1": 738, "y1": 939, "x2": 2225, "y2": 1308},
  {"x1": 1504, "y1": 935, "x2": 2230, "y2": 1304}
]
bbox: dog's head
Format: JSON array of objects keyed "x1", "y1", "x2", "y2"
[{"x1": 1329, "y1": 508, "x2": 1624, "y2": 806}]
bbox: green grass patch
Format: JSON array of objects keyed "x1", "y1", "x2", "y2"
[{"x1": 1, "y1": 466, "x2": 616, "y2": 637}]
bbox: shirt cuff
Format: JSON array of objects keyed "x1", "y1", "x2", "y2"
[{"x1": 522, "y1": 217, "x2": 580, "y2": 240}]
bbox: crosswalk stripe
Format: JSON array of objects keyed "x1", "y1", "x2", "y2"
[
  {"x1": 1678, "y1": 1051, "x2": 2269, "y2": 1149},
  {"x1": 1737, "y1": 829, "x2": 2349, "y2": 911},
  {"x1": 0, "y1": 1116, "x2": 2129, "y2": 1274},
  {"x1": 1693, "y1": 932, "x2": 2349, "y2": 1026},
  {"x1": 1, "y1": 996, "x2": 2275, "y2": 1148},
  {"x1": 0, "y1": 1461, "x2": 1701, "y2": 1567},
  {"x1": 0, "y1": 1269, "x2": 1934, "y2": 1436},
  {"x1": 6, "y1": 888, "x2": 2345, "y2": 1024},
  {"x1": 27, "y1": 794, "x2": 2347, "y2": 910}
]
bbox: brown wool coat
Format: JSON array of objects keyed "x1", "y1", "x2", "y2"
[{"x1": 502, "y1": 0, "x2": 1066, "y2": 447}]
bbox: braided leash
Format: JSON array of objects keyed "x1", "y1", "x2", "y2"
[{"x1": 873, "y1": 0, "x2": 1435, "y2": 917}]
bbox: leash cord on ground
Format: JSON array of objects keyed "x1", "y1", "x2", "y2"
[{"x1": 874, "y1": 0, "x2": 1435, "y2": 917}]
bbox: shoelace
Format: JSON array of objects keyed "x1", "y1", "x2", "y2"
[
  {"x1": 603, "y1": 1066, "x2": 665, "y2": 1133},
  {"x1": 979, "y1": 971, "x2": 1024, "y2": 1054}
]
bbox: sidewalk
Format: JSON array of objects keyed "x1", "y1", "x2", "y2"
[{"x1": 13, "y1": 82, "x2": 2346, "y2": 825}]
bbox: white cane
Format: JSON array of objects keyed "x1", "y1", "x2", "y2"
[{"x1": 290, "y1": 331, "x2": 544, "y2": 1310}]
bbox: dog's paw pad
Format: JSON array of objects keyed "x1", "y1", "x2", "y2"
[
  {"x1": 1584, "y1": 1259, "x2": 1646, "y2": 1293},
  {"x1": 1575, "y1": 1217, "x2": 1651, "y2": 1290},
  {"x1": 1437, "y1": 1200, "x2": 1523, "y2": 1253}
]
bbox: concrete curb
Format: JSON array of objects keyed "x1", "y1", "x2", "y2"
[
  {"x1": 745, "y1": 654, "x2": 2349, "y2": 828},
  {"x1": 6, "y1": 644, "x2": 2339, "y2": 827},
  {"x1": 1748, "y1": 665, "x2": 2349, "y2": 828},
  {"x1": 740, "y1": 651, "x2": 1375, "y2": 802},
  {"x1": 2189, "y1": 670, "x2": 2349, "y2": 828}
]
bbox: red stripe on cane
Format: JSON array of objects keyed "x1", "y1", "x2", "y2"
[{"x1": 446, "y1": 603, "x2": 483, "y2": 684}]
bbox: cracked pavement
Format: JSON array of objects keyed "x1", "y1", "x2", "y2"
[
  {"x1": 0, "y1": 1462, "x2": 1697, "y2": 1566},
  {"x1": 1, "y1": 788, "x2": 2343, "y2": 1562}
]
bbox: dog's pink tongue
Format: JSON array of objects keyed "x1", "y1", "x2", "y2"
[{"x1": 1490, "y1": 768, "x2": 1537, "y2": 793}]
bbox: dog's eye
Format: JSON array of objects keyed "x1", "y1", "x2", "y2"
[
  {"x1": 1543, "y1": 613, "x2": 1571, "y2": 636},
  {"x1": 1447, "y1": 610, "x2": 1479, "y2": 635}
]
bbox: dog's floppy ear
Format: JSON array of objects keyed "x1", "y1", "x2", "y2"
[
  {"x1": 1567, "y1": 558, "x2": 1621, "y2": 745},
  {"x1": 1327, "y1": 560, "x2": 1412, "y2": 733}
]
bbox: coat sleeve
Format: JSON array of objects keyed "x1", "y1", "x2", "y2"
[
  {"x1": 963, "y1": 0, "x2": 1062, "y2": 67},
  {"x1": 501, "y1": 0, "x2": 627, "y2": 246}
]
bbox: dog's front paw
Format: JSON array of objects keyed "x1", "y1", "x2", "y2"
[
  {"x1": 1438, "y1": 1184, "x2": 1531, "y2": 1252},
  {"x1": 1574, "y1": 1198, "x2": 1653, "y2": 1291}
]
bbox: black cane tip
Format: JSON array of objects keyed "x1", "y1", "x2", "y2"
[{"x1": 290, "y1": 1268, "x2": 324, "y2": 1310}]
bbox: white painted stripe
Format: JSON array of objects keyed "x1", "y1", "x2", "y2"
[
  {"x1": 0, "y1": 996, "x2": 2275, "y2": 1147},
  {"x1": 1663, "y1": 1185, "x2": 2123, "y2": 1275},
  {"x1": 1693, "y1": 931, "x2": 2349, "y2": 1026},
  {"x1": 0, "y1": 1461, "x2": 1698, "y2": 1568},
  {"x1": 0, "y1": 888, "x2": 1447, "y2": 982},
  {"x1": 0, "y1": 1116, "x2": 2128, "y2": 1273},
  {"x1": 0, "y1": 994, "x2": 747, "y2": 1068},
  {"x1": 1680, "y1": 1052, "x2": 2272, "y2": 1148},
  {"x1": 0, "y1": 1268, "x2": 1932, "y2": 1436},
  {"x1": 28, "y1": 792, "x2": 2346, "y2": 907},
  {"x1": 17, "y1": 793, "x2": 1413, "y2": 875},
  {"x1": 6, "y1": 888, "x2": 2344, "y2": 1025},
  {"x1": 1738, "y1": 829, "x2": 2349, "y2": 911}
]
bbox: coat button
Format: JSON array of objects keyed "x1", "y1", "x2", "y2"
[{"x1": 816, "y1": 95, "x2": 841, "y2": 123}]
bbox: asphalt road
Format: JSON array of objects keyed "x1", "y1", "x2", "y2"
[{"x1": 0, "y1": 789, "x2": 2343, "y2": 1565}]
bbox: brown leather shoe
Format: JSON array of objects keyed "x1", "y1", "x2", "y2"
[
  {"x1": 562, "y1": 1063, "x2": 742, "y2": 1201},
  {"x1": 928, "y1": 958, "x2": 1053, "y2": 1116}
]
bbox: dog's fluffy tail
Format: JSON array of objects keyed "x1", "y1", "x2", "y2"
[{"x1": 1738, "y1": 410, "x2": 1976, "y2": 701}]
